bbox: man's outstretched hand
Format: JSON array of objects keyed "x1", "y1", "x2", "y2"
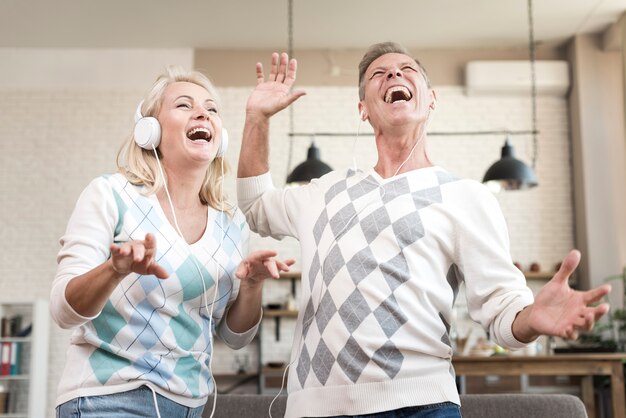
[
  {"x1": 245, "y1": 52, "x2": 306, "y2": 119},
  {"x1": 512, "y1": 249, "x2": 611, "y2": 342}
]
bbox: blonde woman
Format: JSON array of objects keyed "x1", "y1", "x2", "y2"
[{"x1": 51, "y1": 66, "x2": 293, "y2": 417}]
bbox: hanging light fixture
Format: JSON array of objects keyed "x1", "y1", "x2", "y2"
[
  {"x1": 286, "y1": 139, "x2": 333, "y2": 184},
  {"x1": 483, "y1": 0, "x2": 539, "y2": 192},
  {"x1": 285, "y1": 0, "x2": 332, "y2": 184},
  {"x1": 483, "y1": 135, "x2": 538, "y2": 191}
]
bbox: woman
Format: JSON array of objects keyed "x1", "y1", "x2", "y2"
[{"x1": 51, "y1": 66, "x2": 293, "y2": 417}]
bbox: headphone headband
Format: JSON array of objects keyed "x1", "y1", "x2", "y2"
[{"x1": 134, "y1": 101, "x2": 145, "y2": 123}]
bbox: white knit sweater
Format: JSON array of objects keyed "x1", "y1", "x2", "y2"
[
  {"x1": 238, "y1": 166, "x2": 533, "y2": 418},
  {"x1": 51, "y1": 173, "x2": 257, "y2": 408}
]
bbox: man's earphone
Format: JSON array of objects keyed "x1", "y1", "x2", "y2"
[
  {"x1": 133, "y1": 101, "x2": 228, "y2": 157},
  {"x1": 359, "y1": 110, "x2": 366, "y2": 121}
]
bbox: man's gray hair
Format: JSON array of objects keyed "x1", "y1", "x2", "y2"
[{"x1": 358, "y1": 41, "x2": 431, "y2": 100}]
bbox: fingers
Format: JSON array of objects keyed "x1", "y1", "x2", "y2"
[
  {"x1": 263, "y1": 52, "x2": 300, "y2": 86},
  {"x1": 268, "y1": 52, "x2": 279, "y2": 81},
  {"x1": 284, "y1": 90, "x2": 307, "y2": 107},
  {"x1": 563, "y1": 303, "x2": 610, "y2": 340},
  {"x1": 582, "y1": 284, "x2": 611, "y2": 304},
  {"x1": 256, "y1": 62, "x2": 265, "y2": 85},
  {"x1": 247, "y1": 250, "x2": 278, "y2": 261},
  {"x1": 263, "y1": 259, "x2": 280, "y2": 278},
  {"x1": 235, "y1": 261, "x2": 250, "y2": 280},
  {"x1": 284, "y1": 57, "x2": 298, "y2": 85},
  {"x1": 552, "y1": 249, "x2": 581, "y2": 284},
  {"x1": 149, "y1": 263, "x2": 170, "y2": 280},
  {"x1": 276, "y1": 52, "x2": 288, "y2": 83},
  {"x1": 131, "y1": 241, "x2": 146, "y2": 262},
  {"x1": 560, "y1": 249, "x2": 581, "y2": 275},
  {"x1": 144, "y1": 233, "x2": 156, "y2": 249},
  {"x1": 593, "y1": 302, "x2": 610, "y2": 320},
  {"x1": 275, "y1": 258, "x2": 296, "y2": 272},
  {"x1": 110, "y1": 234, "x2": 167, "y2": 278}
]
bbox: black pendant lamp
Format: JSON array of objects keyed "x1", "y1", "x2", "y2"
[
  {"x1": 483, "y1": 137, "x2": 538, "y2": 191},
  {"x1": 283, "y1": 0, "x2": 331, "y2": 185},
  {"x1": 482, "y1": 0, "x2": 539, "y2": 192},
  {"x1": 286, "y1": 141, "x2": 332, "y2": 184}
]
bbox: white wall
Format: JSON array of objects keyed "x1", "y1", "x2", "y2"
[
  {"x1": 568, "y1": 34, "x2": 626, "y2": 300},
  {"x1": 0, "y1": 49, "x2": 573, "y2": 415}
]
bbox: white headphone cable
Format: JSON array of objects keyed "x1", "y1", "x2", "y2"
[
  {"x1": 392, "y1": 108, "x2": 431, "y2": 177},
  {"x1": 152, "y1": 146, "x2": 223, "y2": 418},
  {"x1": 351, "y1": 117, "x2": 363, "y2": 171},
  {"x1": 205, "y1": 155, "x2": 227, "y2": 418},
  {"x1": 269, "y1": 177, "x2": 387, "y2": 418}
]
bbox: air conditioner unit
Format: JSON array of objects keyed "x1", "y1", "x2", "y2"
[{"x1": 465, "y1": 60, "x2": 570, "y2": 96}]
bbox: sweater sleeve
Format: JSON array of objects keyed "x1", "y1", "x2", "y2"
[
  {"x1": 216, "y1": 308, "x2": 262, "y2": 349},
  {"x1": 50, "y1": 177, "x2": 117, "y2": 329},
  {"x1": 215, "y1": 213, "x2": 260, "y2": 349},
  {"x1": 237, "y1": 172, "x2": 304, "y2": 239},
  {"x1": 452, "y1": 181, "x2": 534, "y2": 349}
]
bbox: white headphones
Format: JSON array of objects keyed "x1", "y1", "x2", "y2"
[{"x1": 133, "y1": 101, "x2": 228, "y2": 157}]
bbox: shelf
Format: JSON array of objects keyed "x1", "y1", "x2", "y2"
[
  {"x1": 264, "y1": 309, "x2": 298, "y2": 318},
  {"x1": 0, "y1": 375, "x2": 28, "y2": 381},
  {"x1": 263, "y1": 310, "x2": 298, "y2": 341},
  {"x1": 214, "y1": 373, "x2": 259, "y2": 394},
  {"x1": 262, "y1": 366, "x2": 287, "y2": 374},
  {"x1": 278, "y1": 272, "x2": 301, "y2": 280},
  {"x1": 0, "y1": 338, "x2": 29, "y2": 344},
  {"x1": 0, "y1": 300, "x2": 49, "y2": 418},
  {"x1": 523, "y1": 271, "x2": 554, "y2": 281}
]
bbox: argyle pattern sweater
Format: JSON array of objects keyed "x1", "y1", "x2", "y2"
[
  {"x1": 238, "y1": 166, "x2": 533, "y2": 418},
  {"x1": 51, "y1": 173, "x2": 255, "y2": 408}
]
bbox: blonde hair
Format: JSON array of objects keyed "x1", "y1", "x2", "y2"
[
  {"x1": 358, "y1": 41, "x2": 431, "y2": 100},
  {"x1": 117, "y1": 66, "x2": 233, "y2": 215}
]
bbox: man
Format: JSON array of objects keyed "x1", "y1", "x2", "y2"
[{"x1": 237, "y1": 43, "x2": 610, "y2": 418}]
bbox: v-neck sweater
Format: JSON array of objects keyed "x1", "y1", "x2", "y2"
[
  {"x1": 237, "y1": 167, "x2": 533, "y2": 417},
  {"x1": 51, "y1": 173, "x2": 255, "y2": 408}
]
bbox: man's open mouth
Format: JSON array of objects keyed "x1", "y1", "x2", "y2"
[{"x1": 384, "y1": 86, "x2": 412, "y2": 104}]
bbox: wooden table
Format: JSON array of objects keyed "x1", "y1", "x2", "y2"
[{"x1": 453, "y1": 354, "x2": 626, "y2": 418}]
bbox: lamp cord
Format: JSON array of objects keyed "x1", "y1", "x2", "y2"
[
  {"x1": 285, "y1": 0, "x2": 295, "y2": 182},
  {"x1": 528, "y1": 0, "x2": 538, "y2": 169}
]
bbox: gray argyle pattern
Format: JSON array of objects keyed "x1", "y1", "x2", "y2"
[{"x1": 296, "y1": 169, "x2": 459, "y2": 388}]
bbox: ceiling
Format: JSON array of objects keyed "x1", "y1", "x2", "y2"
[{"x1": 1, "y1": 0, "x2": 625, "y2": 50}]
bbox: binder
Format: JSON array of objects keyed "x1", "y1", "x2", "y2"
[
  {"x1": 9, "y1": 342, "x2": 20, "y2": 375},
  {"x1": 0, "y1": 342, "x2": 10, "y2": 376}
]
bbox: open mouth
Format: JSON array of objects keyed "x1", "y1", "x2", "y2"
[
  {"x1": 384, "y1": 86, "x2": 412, "y2": 104},
  {"x1": 186, "y1": 127, "x2": 212, "y2": 142}
]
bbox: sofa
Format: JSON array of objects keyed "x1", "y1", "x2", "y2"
[{"x1": 204, "y1": 393, "x2": 588, "y2": 417}]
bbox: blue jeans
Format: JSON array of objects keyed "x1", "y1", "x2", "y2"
[
  {"x1": 328, "y1": 401, "x2": 461, "y2": 418},
  {"x1": 56, "y1": 385, "x2": 205, "y2": 418}
]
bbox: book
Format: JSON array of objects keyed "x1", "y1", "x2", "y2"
[
  {"x1": 0, "y1": 342, "x2": 10, "y2": 376},
  {"x1": 9, "y1": 342, "x2": 20, "y2": 375},
  {"x1": 0, "y1": 317, "x2": 9, "y2": 338},
  {"x1": 0, "y1": 390, "x2": 7, "y2": 414}
]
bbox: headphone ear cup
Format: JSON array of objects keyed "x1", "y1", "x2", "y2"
[
  {"x1": 134, "y1": 116, "x2": 161, "y2": 149},
  {"x1": 216, "y1": 128, "x2": 228, "y2": 157}
]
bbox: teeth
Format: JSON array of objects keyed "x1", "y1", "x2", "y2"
[
  {"x1": 188, "y1": 127, "x2": 210, "y2": 136},
  {"x1": 187, "y1": 127, "x2": 211, "y2": 141},
  {"x1": 384, "y1": 86, "x2": 412, "y2": 103}
]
